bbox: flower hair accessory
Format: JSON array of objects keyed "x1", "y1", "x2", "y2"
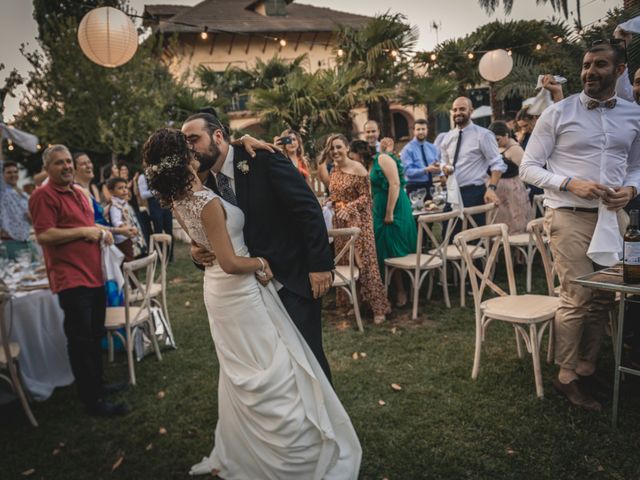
[
  {"x1": 145, "y1": 154, "x2": 184, "y2": 178},
  {"x1": 237, "y1": 160, "x2": 250, "y2": 175}
]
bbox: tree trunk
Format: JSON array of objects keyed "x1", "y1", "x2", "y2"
[
  {"x1": 367, "y1": 99, "x2": 393, "y2": 138},
  {"x1": 426, "y1": 103, "x2": 437, "y2": 142},
  {"x1": 489, "y1": 83, "x2": 504, "y2": 121}
]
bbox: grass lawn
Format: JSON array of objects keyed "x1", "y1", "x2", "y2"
[{"x1": 2, "y1": 242, "x2": 640, "y2": 479}]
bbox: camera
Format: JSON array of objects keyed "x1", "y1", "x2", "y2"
[{"x1": 278, "y1": 136, "x2": 293, "y2": 145}]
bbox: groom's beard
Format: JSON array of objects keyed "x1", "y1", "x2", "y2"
[{"x1": 196, "y1": 141, "x2": 221, "y2": 173}]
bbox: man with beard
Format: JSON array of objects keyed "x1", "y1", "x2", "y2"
[
  {"x1": 439, "y1": 96, "x2": 505, "y2": 231},
  {"x1": 181, "y1": 112, "x2": 335, "y2": 381},
  {"x1": 400, "y1": 119, "x2": 442, "y2": 199},
  {"x1": 520, "y1": 43, "x2": 640, "y2": 411}
]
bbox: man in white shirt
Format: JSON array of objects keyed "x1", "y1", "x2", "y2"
[
  {"x1": 520, "y1": 42, "x2": 640, "y2": 411},
  {"x1": 440, "y1": 96, "x2": 505, "y2": 230}
]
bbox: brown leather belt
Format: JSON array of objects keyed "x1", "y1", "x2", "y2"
[{"x1": 555, "y1": 206, "x2": 599, "y2": 213}]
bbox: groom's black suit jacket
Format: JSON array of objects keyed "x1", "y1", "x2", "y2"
[{"x1": 205, "y1": 145, "x2": 334, "y2": 300}]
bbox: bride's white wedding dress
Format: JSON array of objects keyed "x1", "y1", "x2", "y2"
[{"x1": 173, "y1": 189, "x2": 361, "y2": 479}]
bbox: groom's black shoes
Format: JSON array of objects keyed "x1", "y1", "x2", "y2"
[
  {"x1": 101, "y1": 381, "x2": 129, "y2": 396},
  {"x1": 87, "y1": 399, "x2": 130, "y2": 417}
]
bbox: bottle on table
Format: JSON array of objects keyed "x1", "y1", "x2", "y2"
[{"x1": 623, "y1": 209, "x2": 640, "y2": 284}]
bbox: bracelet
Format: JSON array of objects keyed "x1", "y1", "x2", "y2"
[
  {"x1": 561, "y1": 177, "x2": 572, "y2": 192},
  {"x1": 256, "y1": 257, "x2": 267, "y2": 277}
]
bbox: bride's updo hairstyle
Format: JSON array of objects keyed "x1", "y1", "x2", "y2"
[{"x1": 142, "y1": 128, "x2": 194, "y2": 207}]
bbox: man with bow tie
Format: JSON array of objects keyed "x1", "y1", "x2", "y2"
[{"x1": 520, "y1": 42, "x2": 640, "y2": 411}]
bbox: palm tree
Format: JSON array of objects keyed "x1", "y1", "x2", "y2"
[
  {"x1": 477, "y1": 1, "x2": 581, "y2": 28},
  {"x1": 335, "y1": 13, "x2": 419, "y2": 137},
  {"x1": 397, "y1": 73, "x2": 456, "y2": 139}
]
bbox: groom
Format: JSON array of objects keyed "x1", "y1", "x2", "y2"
[{"x1": 182, "y1": 112, "x2": 335, "y2": 381}]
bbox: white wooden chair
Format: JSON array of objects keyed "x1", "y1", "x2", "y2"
[
  {"x1": 328, "y1": 228, "x2": 363, "y2": 332},
  {"x1": 454, "y1": 224, "x2": 559, "y2": 398},
  {"x1": 533, "y1": 194, "x2": 545, "y2": 218},
  {"x1": 148, "y1": 234, "x2": 175, "y2": 343},
  {"x1": 105, "y1": 252, "x2": 162, "y2": 386},
  {"x1": 507, "y1": 222, "x2": 549, "y2": 293},
  {"x1": 0, "y1": 291, "x2": 38, "y2": 426},
  {"x1": 439, "y1": 203, "x2": 498, "y2": 307},
  {"x1": 385, "y1": 210, "x2": 460, "y2": 319}
]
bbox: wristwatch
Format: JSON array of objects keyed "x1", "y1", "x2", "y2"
[{"x1": 488, "y1": 184, "x2": 497, "y2": 191}]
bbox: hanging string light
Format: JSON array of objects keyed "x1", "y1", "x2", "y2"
[
  {"x1": 337, "y1": 48, "x2": 344, "y2": 57},
  {"x1": 535, "y1": 43, "x2": 542, "y2": 50},
  {"x1": 200, "y1": 26, "x2": 209, "y2": 40},
  {"x1": 390, "y1": 50, "x2": 399, "y2": 58},
  {"x1": 467, "y1": 52, "x2": 475, "y2": 59},
  {"x1": 279, "y1": 38, "x2": 287, "y2": 47},
  {"x1": 429, "y1": 53, "x2": 437, "y2": 61}
]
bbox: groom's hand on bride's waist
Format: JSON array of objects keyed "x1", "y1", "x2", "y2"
[
  {"x1": 309, "y1": 271, "x2": 332, "y2": 299},
  {"x1": 191, "y1": 242, "x2": 216, "y2": 267}
]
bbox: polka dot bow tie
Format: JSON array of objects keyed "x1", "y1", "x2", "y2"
[{"x1": 586, "y1": 99, "x2": 617, "y2": 110}]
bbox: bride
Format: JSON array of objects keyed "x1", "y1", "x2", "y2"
[{"x1": 142, "y1": 129, "x2": 361, "y2": 479}]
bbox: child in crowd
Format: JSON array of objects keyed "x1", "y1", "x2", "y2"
[{"x1": 106, "y1": 177, "x2": 146, "y2": 262}]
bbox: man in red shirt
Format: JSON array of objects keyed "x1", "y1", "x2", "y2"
[{"x1": 29, "y1": 145, "x2": 128, "y2": 416}]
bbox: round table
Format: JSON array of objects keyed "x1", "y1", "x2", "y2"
[{"x1": 4, "y1": 289, "x2": 73, "y2": 401}]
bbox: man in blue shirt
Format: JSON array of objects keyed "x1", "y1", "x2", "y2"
[{"x1": 400, "y1": 119, "x2": 441, "y2": 199}]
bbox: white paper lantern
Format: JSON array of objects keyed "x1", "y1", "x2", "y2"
[
  {"x1": 77, "y1": 7, "x2": 138, "y2": 68},
  {"x1": 478, "y1": 49, "x2": 513, "y2": 82}
]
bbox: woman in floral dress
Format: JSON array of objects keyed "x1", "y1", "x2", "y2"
[{"x1": 326, "y1": 134, "x2": 391, "y2": 324}]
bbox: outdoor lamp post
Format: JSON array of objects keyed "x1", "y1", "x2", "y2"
[{"x1": 77, "y1": 7, "x2": 138, "y2": 68}]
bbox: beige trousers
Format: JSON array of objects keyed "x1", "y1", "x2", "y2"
[{"x1": 544, "y1": 208, "x2": 615, "y2": 370}]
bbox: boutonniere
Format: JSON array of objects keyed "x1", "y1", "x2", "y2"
[{"x1": 237, "y1": 160, "x2": 250, "y2": 175}]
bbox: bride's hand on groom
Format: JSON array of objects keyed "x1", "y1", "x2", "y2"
[
  {"x1": 309, "y1": 271, "x2": 332, "y2": 299},
  {"x1": 232, "y1": 134, "x2": 279, "y2": 157},
  {"x1": 255, "y1": 258, "x2": 274, "y2": 285},
  {"x1": 191, "y1": 241, "x2": 216, "y2": 267}
]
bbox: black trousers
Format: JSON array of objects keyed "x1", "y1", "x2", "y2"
[
  {"x1": 278, "y1": 287, "x2": 332, "y2": 384},
  {"x1": 57, "y1": 286, "x2": 106, "y2": 407}
]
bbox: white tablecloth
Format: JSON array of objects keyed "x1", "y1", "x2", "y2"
[{"x1": 4, "y1": 289, "x2": 73, "y2": 401}]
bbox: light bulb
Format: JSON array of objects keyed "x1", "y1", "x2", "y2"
[
  {"x1": 200, "y1": 31, "x2": 208, "y2": 40},
  {"x1": 337, "y1": 48, "x2": 344, "y2": 57},
  {"x1": 430, "y1": 53, "x2": 437, "y2": 61},
  {"x1": 279, "y1": 38, "x2": 287, "y2": 47},
  {"x1": 467, "y1": 52, "x2": 475, "y2": 59},
  {"x1": 535, "y1": 44, "x2": 542, "y2": 50}
]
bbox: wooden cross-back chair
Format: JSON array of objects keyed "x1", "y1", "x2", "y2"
[
  {"x1": 0, "y1": 291, "x2": 38, "y2": 426},
  {"x1": 105, "y1": 252, "x2": 162, "y2": 385},
  {"x1": 328, "y1": 228, "x2": 363, "y2": 332},
  {"x1": 385, "y1": 210, "x2": 460, "y2": 319},
  {"x1": 454, "y1": 223, "x2": 559, "y2": 398}
]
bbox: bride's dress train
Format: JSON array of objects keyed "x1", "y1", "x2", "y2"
[{"x1": 173, "y1": 189, "x2": 361, "y2": 479}]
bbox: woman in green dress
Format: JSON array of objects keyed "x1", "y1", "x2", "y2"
[{"x1": 349, "y1": 140, "x2": 417, "y2": 307}]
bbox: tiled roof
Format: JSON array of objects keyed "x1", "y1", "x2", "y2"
[{"x1": 143, "y1": 0, "x2": 370, "y2": 34}]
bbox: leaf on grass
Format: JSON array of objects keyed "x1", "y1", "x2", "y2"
[
  {"x1": 58, "y1": 441, "x2": 66, "y2": 448},
  {"x1": 360, "y1": 352, "x2": 367, "y2": 358},
  {"x1": 145, "y1": 443, "x2": 153, "y2": 451},
  {"x1": 156, "y1": 390, "x2": 165, "y2": 400},
  {"x1": 184, "y1": 301, "x2": 191, "y2": 307},
  {"x1": 378, "y1": 399, "x2": 386, "y2": 406},
  {"x1": 390, "y1": 327, "x2": 398, "y2": 334},
  {"x1": 506, "y1": 447, "x2": 516, "y2": 455},
  {"x1": 169, "y1": 277, "x2": 185, "y2": 284},
  {"x1": 352, "y1": 352, "x2": 359, "y2": 360},
  {"x1": 21, "y1": 468, "x2": 35, "y2": 476},
  {"x1": 52, "y1": 448, "x2": 61, "y2": 456},
  {"x1": 597, "y1": 465, "x2": 604, "y2": 472},
  {"x1": 111, "y1": 452, "x2": 124, "y2": 471},
  {"x1": 158, "y1": 427, "x2": 168, "y2": 435},
  {"x1": 390, "y1": 383, "x2": 402, "y2": 391}
]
